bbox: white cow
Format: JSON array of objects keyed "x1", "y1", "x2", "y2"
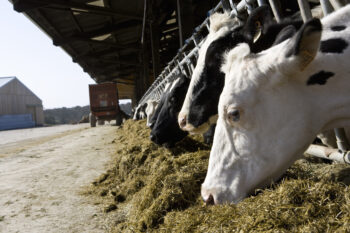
[
  {"x1": 202, "y1": 5, "x2": 350, "y2": 204},
  {"x1": 145, "y1": 100, "x2": 158, "y2": 127}
]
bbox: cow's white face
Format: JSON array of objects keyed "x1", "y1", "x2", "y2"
[
  {"x1": 146, "y1": 100, "x2": 158, "y2": 127},
  {"x1": 133, "y1": 106, "x2": 140, "y2": 120},
  {"x1": 179, "y1": 13, "x2": 241, "y2": 134},
  {"x1": 202, "y1": 19, "x2": 331, "y2": 204}
]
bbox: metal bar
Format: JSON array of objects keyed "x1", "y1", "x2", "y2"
[
  {"x1": 257, "y1": 0, "x2": 267, "y2": 6},
  {"x1": 305, "y1": 144, "x2": 350, "y2": 164},
  {"x1": 221, "y1": 0, "x2": 232, "y2": 13},
  {"x1": 268, "y1": 0, "x2": 283, "y2": 22},
  {"x1": 297, "y1": 0, "x2": 312, "y2": 22},
  {"x1": 329, "y1": 0, "x2": 349, "y2": 10},
  {"x1": 177, "y1": 0, "x2": 184, "y2": 48},
  {"x1": 320, "y1": 0, "x2": 334, "y2": 15},
  {"x1": 334, "y1": 128, "x2": 350, "y2": 152}
]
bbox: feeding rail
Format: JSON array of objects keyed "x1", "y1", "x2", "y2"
[{"x1": 136, "y1": 0, "x2": 350, "y2": 164}]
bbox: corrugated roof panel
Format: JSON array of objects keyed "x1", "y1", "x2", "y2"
[{"x1": 0, "y1": 77, "x2": 15, "y2": 89}]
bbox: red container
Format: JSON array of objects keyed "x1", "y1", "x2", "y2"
[{"x1": 89, "y1": 83, "x2": 122, "y2": 126}]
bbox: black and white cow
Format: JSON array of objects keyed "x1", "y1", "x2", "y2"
[
  {"x1": 178, "y1": 6, "x2": 306, "y2": 134},
  {"x1": 150, "y1": 75, "x2": 190, "y2": 147},
  {"x1": 203, "y1": 5, "x2": 350, "y2": 204},
  {"x1": 150, "y1": 75, "x2": 217, "y2": 147},
  {"x1": 133, "y1": 102, "x2": 148, "y2": 120},
  {"x1": 145, "y1": 99, "x2": 158, "y2": 127}
]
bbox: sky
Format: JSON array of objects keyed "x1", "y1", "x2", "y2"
[{"x1": 0, "y1": 1, "x2": 123, "y2": 109}]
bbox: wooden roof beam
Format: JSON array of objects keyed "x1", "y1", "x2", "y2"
[
  {"x1": 75, "y1": 56, "x2": 141, "y2": 67},
  {"x1": 53, "y1": 36, "x2": 140, "y2": 51}
]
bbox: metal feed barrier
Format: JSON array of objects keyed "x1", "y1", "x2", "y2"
[{"x1": 137, "y1": 0, "x2": 350, "y2": 164}]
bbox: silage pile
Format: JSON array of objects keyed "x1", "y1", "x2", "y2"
[{"x1": 86, "y1": 119, "x2": 350, "y2": 232}]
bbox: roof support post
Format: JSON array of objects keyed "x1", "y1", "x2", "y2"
[
  {"x1": 176, "y1": 0, "x2": 195, "y2": 48},
  {"x1": 142, "y1": 42, "x2": 150, "y2": 91},
  {"x1": 150, "y1": 0, "x2": 161, "y2": 81}
]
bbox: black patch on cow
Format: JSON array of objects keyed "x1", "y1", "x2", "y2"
[
  {"x1": 187, "y1": 12, "x2": 305, "y2": 128},
  {"x1": 188, "y1": 30, "x2": 245, "y2": 128},
  {"x1": 331, "y1": 25, "x2": 346, "y2": 31},
  {"x1": 307, "y1": 71, "x2": 335, "y2": 85},
  {"x1": 149, "y1": 92, "x2": 166, "y2": 129},
  {"x1": 320, "y1": 38, "x2": 348, "y2": 54},
  {"x1": 272, "y1": 25, "x2": 296, "y2": 46}
]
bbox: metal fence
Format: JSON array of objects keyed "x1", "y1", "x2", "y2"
[{"x1": 136, "y1": 0, "x2": 350, "y2": 163}]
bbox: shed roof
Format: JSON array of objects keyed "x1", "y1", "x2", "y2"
[{"x1": 10, "y1": 0, "x2": 217, "y2": 100}]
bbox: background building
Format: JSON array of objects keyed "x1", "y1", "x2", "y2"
[{"x1": 0, "y1": 76, "x2": 44, "y2": 130}]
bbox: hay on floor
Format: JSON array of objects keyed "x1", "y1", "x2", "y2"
[{"x1": 85, "y1": 119, "x2": 350, "y2": 232}]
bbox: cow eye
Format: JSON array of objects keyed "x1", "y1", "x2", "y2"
[
  {"x1": 170, "y1": 96, "x2": 176, "y2": 103},
  {"x1": 227, "y1": 109, "x2": 240, "y2": 123}
]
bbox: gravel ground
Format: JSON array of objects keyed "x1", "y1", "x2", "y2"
[{"x1": 0, "y1": 124, "x2": 118, "y2": 233}]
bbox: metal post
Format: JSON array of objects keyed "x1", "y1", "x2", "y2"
[
  {"x1": 141, "y1": 0, "x2": 147, "y2": 44},
  {"x1": 245, "y1": 0, "x2": 254, "y2": 14},
  {"x1": 268, "y1": 0, "x2": 283, "y2": 22},
  {"x1": 297, "y1": 0, "x2": 312, "y2": 22},
  {"x1": 329, "y1": 0, "x2": 349, "y2": 10},
  {"x1": 221, "y1": 0, "x2": 232, "y2": 13},
  {"x1": 334, "y1": 128, "x2": 350, "y2": 152},
  {"x1": 176, "y1": 0, "x2": 183, "y2": 48},
  {"x1": 320, "y1": 0, "x2": 334, "y2": 15},
  {"x1": 306, "y1": 144, "x2": 350, "y2": 164},
  {"x1": 257, "y1": 0, "x2": 267, "y2": 6}
]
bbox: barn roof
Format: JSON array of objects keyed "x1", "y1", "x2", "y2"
[
  {"x1": 9, "y1": 0, "x2": 217, "y2": 101},
  {"x1": 0, "y1": 77, "x2": 16, "y2": 89},
  {"x1": 0, "y1": 76, "x2": 42, "y2": 102}
]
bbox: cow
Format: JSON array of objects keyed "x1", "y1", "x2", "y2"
[
  {"x1": 147, "y1": 82, "x2": 173, "y2": 129},
  {"x1": 133, "y1": 102, "x2": 148, "y2": 120},
  {"x1": 139, "y1": 103, "x2": 148, "y2": 119},
  {"x1": 150, "y1": 75, "x2": 189, "y2": 147},
  {"x1": 132, "y1": 105, "x2": 141, "y2": 120},
  {"x1": 145, "y1": 99, "x2": 158, "y2": 127},
  {"x1": 178, "y1": 6, "x2": 327, "y2": 134},
  {"x1": 202, "y1": 5, "x2": 350, "y2": 205}
]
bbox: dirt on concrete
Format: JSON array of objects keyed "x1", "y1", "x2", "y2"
[{"x1": 0, "y1": 123, "x2": 119, "y2": 233}]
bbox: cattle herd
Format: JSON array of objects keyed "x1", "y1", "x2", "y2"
[{"x1": 132, "y1": 3, "x2": 350, "y2": 205}]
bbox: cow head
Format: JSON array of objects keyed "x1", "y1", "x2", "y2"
[
  {"x1": 202, "y1": 19, "x2": 324, "y2": 204},
  {"x1": 148, "y1": 82, "x2": 172, "y2": 129},
  {"x1": 178, "y1": 6, "x2": 303, "y2": 134},
  {"x1": 150, "y1": 75, "x2": 189, "y2": 147}
]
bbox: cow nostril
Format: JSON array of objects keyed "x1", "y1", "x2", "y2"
[
  {"x1": 205, "y1": 194, "x2": 215, "y2": 206},
  {"x1": 150, "y1": 134, "x2": 156, "y2": 142},
  {"x1": 179, "y1": 115, "x2": 187, "y2": 129}
]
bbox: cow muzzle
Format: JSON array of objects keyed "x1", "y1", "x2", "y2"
[{"x1": 178, "y1": 112, "x2": 187, "y2": 130}]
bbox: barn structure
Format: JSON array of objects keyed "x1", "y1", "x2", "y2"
[
  {"x1": 0, "y1": 77, "x2": 44, "y2": 130},
  {"x1": 9, "y1": 0, "x2": 219, "y2": 103}
]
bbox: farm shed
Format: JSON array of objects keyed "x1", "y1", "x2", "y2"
[
  {"x1": 0, "y1": 76, "x2": 44, "y2": 130},
  {"x1": 9, "y1": 0, "x2": 218, "y2": 103}
]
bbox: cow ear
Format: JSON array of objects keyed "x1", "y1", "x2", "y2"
[
  {"x1": 284, "y1": 18, "x2": 322, "y2": 71},
  {"x1": 242, "y1": 5, "x2": 273, "y2": 43},
  {"x1": 272, "y1": 25, "x2": 296, "y2": 46}
]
